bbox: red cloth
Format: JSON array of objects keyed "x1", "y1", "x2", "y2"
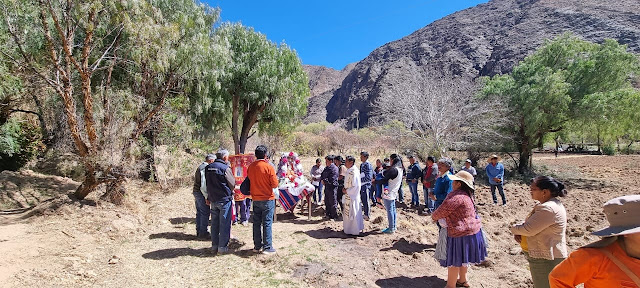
[
  {"x1": 247, "y1": 159, "x2": 279, "y2": 201},
  {"x1": 431, "y1": 189, "x2": 482, "y2": 237}
]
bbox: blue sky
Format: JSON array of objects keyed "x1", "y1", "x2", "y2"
[{"x1": 204, "y1": 1, "x2": 489, "y2": 70}]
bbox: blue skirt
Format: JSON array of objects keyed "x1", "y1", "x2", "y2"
[{"x1": 439, "y1": 230, "x2": 488, "y2": 267}]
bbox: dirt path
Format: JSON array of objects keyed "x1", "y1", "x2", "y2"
[{"x1": 1, "y1": 155, "x2": 639, "y2": 287}]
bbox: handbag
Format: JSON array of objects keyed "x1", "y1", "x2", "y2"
[{"x1": 240, "y1": 177, "x2": 251, "y2": 195}]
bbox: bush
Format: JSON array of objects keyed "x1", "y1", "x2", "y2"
[
  {"x1": 602, "y1": 145, "x2": 616, "y2": 156},
  {"x1": 0, "y1": 119, "x2": 43, "y2": 171}
]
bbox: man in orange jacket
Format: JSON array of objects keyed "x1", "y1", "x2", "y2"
[
  {"x1": 549, "y1": 195, "x2": 640, "y2": 287},
  {"x1": 247, "y1": 145, "x2": 279, "y2": 255}
]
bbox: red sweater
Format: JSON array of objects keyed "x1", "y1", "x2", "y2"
[
  {"x1": 247, "y1": 159, "x2": 279, "y2": 201},
  {"x1": 431, "y1": 189, "x2": 482, "y2": 237}
]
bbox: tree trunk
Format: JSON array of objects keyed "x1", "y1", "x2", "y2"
[
  {"x1": 518, "y1": 118, "x2": 530, "y2": 174},
  {"x1": 74, "y1": 168, "x2": 99, "y2": 200},
  {"x1": 139, "y1": 129, "x2": 156, "y2": 182}
]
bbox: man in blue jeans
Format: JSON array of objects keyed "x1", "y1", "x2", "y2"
[
  {"x1": 247, "y1": 145, "x2": 280, "y2": 254},
  {"x1": 359, "y1": 151, "x2": 374, "y2": 220},
  {"x1": 486, "y1": 154, "x2": 506, "y2": 206},
  {"x1": 193, "y1": 154, "x2": 215, "y2": 238},
  {"x1": 406, "y1": 155, "x2": 422, "y2": 209},
  {"x1": 205, "y1": 149, "x2": 236, "y2": 255}
]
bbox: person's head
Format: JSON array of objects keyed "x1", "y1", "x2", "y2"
[
  {"x1": 205, "y1": 154, "x2": 216, "y2": 164},
  {"x1": 216, "y1": 149, "x2": 230, "y2": 162},
  {"x1": 345, "y1": 155, "x2": 356, "y2": 168},
  {"x1": 390, "y1": 153, "x2": 398, "y2": 160},
  {"x1": 375, "y1": 159, "x2": 382, "y2": 167},
  {"x1": 325, "y1": 155, "x2": 335, "y2": 166},
  {"x1": 255, "y1": 145, "x2": 268, "y2": 160},
  {"x1": 315, "y1": 158, "x2": 321, "y2": 166},
  {"x1": 426, "y1": 156, "x2": 435, "y2": 165},
  {"x1": 489, "y1": 154, "x2": 499, "y2": 165},
  {"x1": 334, "y1": 155, "x2": 343, "y2": 166},
  {"x1": 592, "y1": 195, "x2": 640, "y2": 241},
  {"x1": 360, "y1": 151, "x2": 369, "y2": 162},
  {"x1": 383, "y1": 157, "x2": 390, "y2": 165},
  {"x1": 449, "y1": 171, "x2": 475, "y2": 194},
  {"x1": 382, "y1": 162, "x2": 390, "y2": 170},
  {"x1": 437, "y1": 158, "x2": 453, "y2": 174},
  {"x1": 465, "y1": 159, "x2": 472, "y2": 168},
  {"x1": 408, "y1": 155, "x2": 415, "y2": 164},
  {"x1": 530, "y1": 176, "x2": 568, "y2": 203}
]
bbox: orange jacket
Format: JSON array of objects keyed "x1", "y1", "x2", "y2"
[
  {"x1": 549, "y1": 240, "x2": 640, "y2": 288},
  {"x1": 247, "y1": 159, "x2": 279, "y2": 201}
]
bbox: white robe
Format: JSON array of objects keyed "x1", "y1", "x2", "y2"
[{"x1": 343, "y1": 166, "x2": 364, "y2": 235}]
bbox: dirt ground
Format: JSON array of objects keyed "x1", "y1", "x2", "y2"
[{"x1": 1, "y1": 154, "x2": 638, "y2": 288}]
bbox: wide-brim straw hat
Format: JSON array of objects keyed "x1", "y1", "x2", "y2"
[
  {"x1": 487, "y1": 154, "x2": 501, "y2": 162},
  {"x1": 448, "y1": 171, "x2": 475, "y2": 191},
  {"x1": 591, "y1": 195, "x2": 640, "y2": 237}
]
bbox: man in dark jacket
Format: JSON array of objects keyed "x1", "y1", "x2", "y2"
[
  {"x1": 193, "y1": 154, "x2": 215, "y2": 238},
  {"x1": 406, "y1": 155, "x2": 422, "y2": 209},
  {"x1": 359, "y1": 151, "x2": 374, "y2": 220},
  {"x1": 321, "y1": 155, "x2": 339, "y2": 220},
  {"x1": 205, "y1": 149, "x2": 236, "y2": 254}
]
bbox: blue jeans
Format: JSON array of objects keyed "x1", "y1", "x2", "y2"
[
  {"x1": 210, "y1": 200, "x2": 232, "y2": 252},
  {"x1": 193, "y1": 191, "x2": 210, "y2": 236},
  {"x1": 423, "y1": 187, "x2": 435, "y2": 212},
  {"x1": 490, "y1": 184, "x2": 506, "y2": 204},
  {"x1": 408, "y1": 181, "x2": 419, "y2": 206},
  {"x1": 235, "y1": 198, "x2": 251, "y2": 223},
  {"x1": 383, "y1": 199, "x2": 397, "y2": 230},
  {"x1": 360, "y1": 184, "x2": 371, "y2": 217},
  {"x1": 252, "y1": 200, "x2": 275, "y2": 250},
  {"x1": 313, "y1": 183, "x2": 323, "y2": 203}
]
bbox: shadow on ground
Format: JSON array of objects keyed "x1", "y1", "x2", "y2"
[
  {"x1": 148, "y1": 232, "x2": 209, "y2": 241},
  {"x1": 303, "y1": 227, "x2": 376, "y2": 239},
  {"x1": 169, "y1": 217, "x2": 195, "y2": 224},
  {"x1": 375, "y1": 275, "x2": 446, "y2": 288},
  {"x1": 380, "y1": 237, "x2": 436, "y2": 255},
  {"x1": 142, "y1": 247, "x2": 213, "y2": 259}
]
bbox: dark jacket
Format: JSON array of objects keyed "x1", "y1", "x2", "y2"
[
  {"x1": 205, "y1": 159, "x2": 236, "y2": 202},
  {"x1": 193, "y1": 162, "x2": 208, "y2": 194},
  {"x1": 321, "y1": 163, "x2": 339, "y2": 187},
  {"x1": 406, "y1": 162, "x2": 422, "y2": 182}
]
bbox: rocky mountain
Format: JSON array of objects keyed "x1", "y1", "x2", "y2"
[
  {"x1": 303, "y1": 64, "x2": 355, "y2": 123},
  {"x1": 321, "y1": 0, "x2": 640, "y2": 128}
]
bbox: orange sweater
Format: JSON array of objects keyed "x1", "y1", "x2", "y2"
[
  {"x1": 247, "y1": 159, "x2": 279, "y2": 201},
  {"x1": 549, "y1": 240, "x2": 640, "y2": 288}
]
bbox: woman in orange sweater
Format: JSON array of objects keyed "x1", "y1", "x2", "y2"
[{"x1": 549, "y1": 195, "x2": 640, "y2": 288}]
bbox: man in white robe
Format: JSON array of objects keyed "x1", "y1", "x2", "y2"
[{"x1": 343, "y1": 156, "x2": 364, "y2": 235}]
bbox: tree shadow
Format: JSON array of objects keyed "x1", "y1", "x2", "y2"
[
  {"x1": 303, "y1": 227, "x2": 376, "y2": 239},
  {"x1": 375, "y1": 275, "x2": 446, "y2": 288},
  {"x1": 169, "y1": 217, "x2": 195, "y2": 225},
  {"x1": 148, "y1": 232, "x2": 208, "y2": 241},
  {"x1": 380, "y1": 237, "x2": 436, "y2": 255},
  {"x1": 142, "y1": 247, "x2": 213, "y2": 260}
]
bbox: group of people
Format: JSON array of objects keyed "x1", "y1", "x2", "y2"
[
  {"x1": 192, "y1": 145, "x2": 279, "y2": 255},
  {"x1": 192, "y1": 148, "x2": 640, "y2": 288}
]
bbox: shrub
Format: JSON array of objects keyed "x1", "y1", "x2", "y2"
[
  {"x1": 0, "y1": 119, "x2": 43, "y2": 171},
  {"x1": 602, "y1": 145, "x2": 616, "y2": 156}
]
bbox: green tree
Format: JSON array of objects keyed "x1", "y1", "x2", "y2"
[
  {"x1": 194, "y1": 23, "x2": 309, "y2": 154},
  {"x1": 1, "y1": 0, "x2": 224, "y2": 201},
  {"x1": 483, "y1": 34, "x2": 639, "y2": 173}
]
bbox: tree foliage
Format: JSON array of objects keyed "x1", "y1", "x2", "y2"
[
  {"x1": 193, "y1": 23, "x2": 309, "y2": 154},
  {"x1": 483, "y1": 34, "x2": 640, "y2": 172}
]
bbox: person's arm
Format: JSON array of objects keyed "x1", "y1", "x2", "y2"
[
  {"x1": 510, "y1": 205, "x2": 556, "y2": 236},
  {"x1": 431, "y1": 193, "x2": 458, "y2": 220},
  {"x1": 268, "y1": 165, "x2": 279, "y2": 189},
  {"x1": 412, "y1": 165, "x2": 421, "y2": 182},
  {"x1": 549, "y1": 248, "x2": 604, "y2": 288},
  {"x1": 225, "y1": 167, "x2": 236, "y2": 189},
  {"x1": 381, "y1": 168, "x2": 398, "y2": 185},
  {"x1": 486, "y1": 165, "x2": 494, "y2": 178},
  {"x1": 472, "y1": 167, "x2": 477, "y2": 176},
  {"x1": 497, "y1": 164, "x2": 504, "y2": 181}
]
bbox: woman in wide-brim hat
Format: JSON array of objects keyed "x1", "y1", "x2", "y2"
[
  {"x1": 432, "y1": 171, "x2": 488, "y2": 288},
  {"x1": 549, "y1": 195, "x2": 640, "y2": 287}
]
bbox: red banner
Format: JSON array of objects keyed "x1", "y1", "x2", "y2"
[{"x1": 229, "y1": 154, "x2": 256, "y2": 201}]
